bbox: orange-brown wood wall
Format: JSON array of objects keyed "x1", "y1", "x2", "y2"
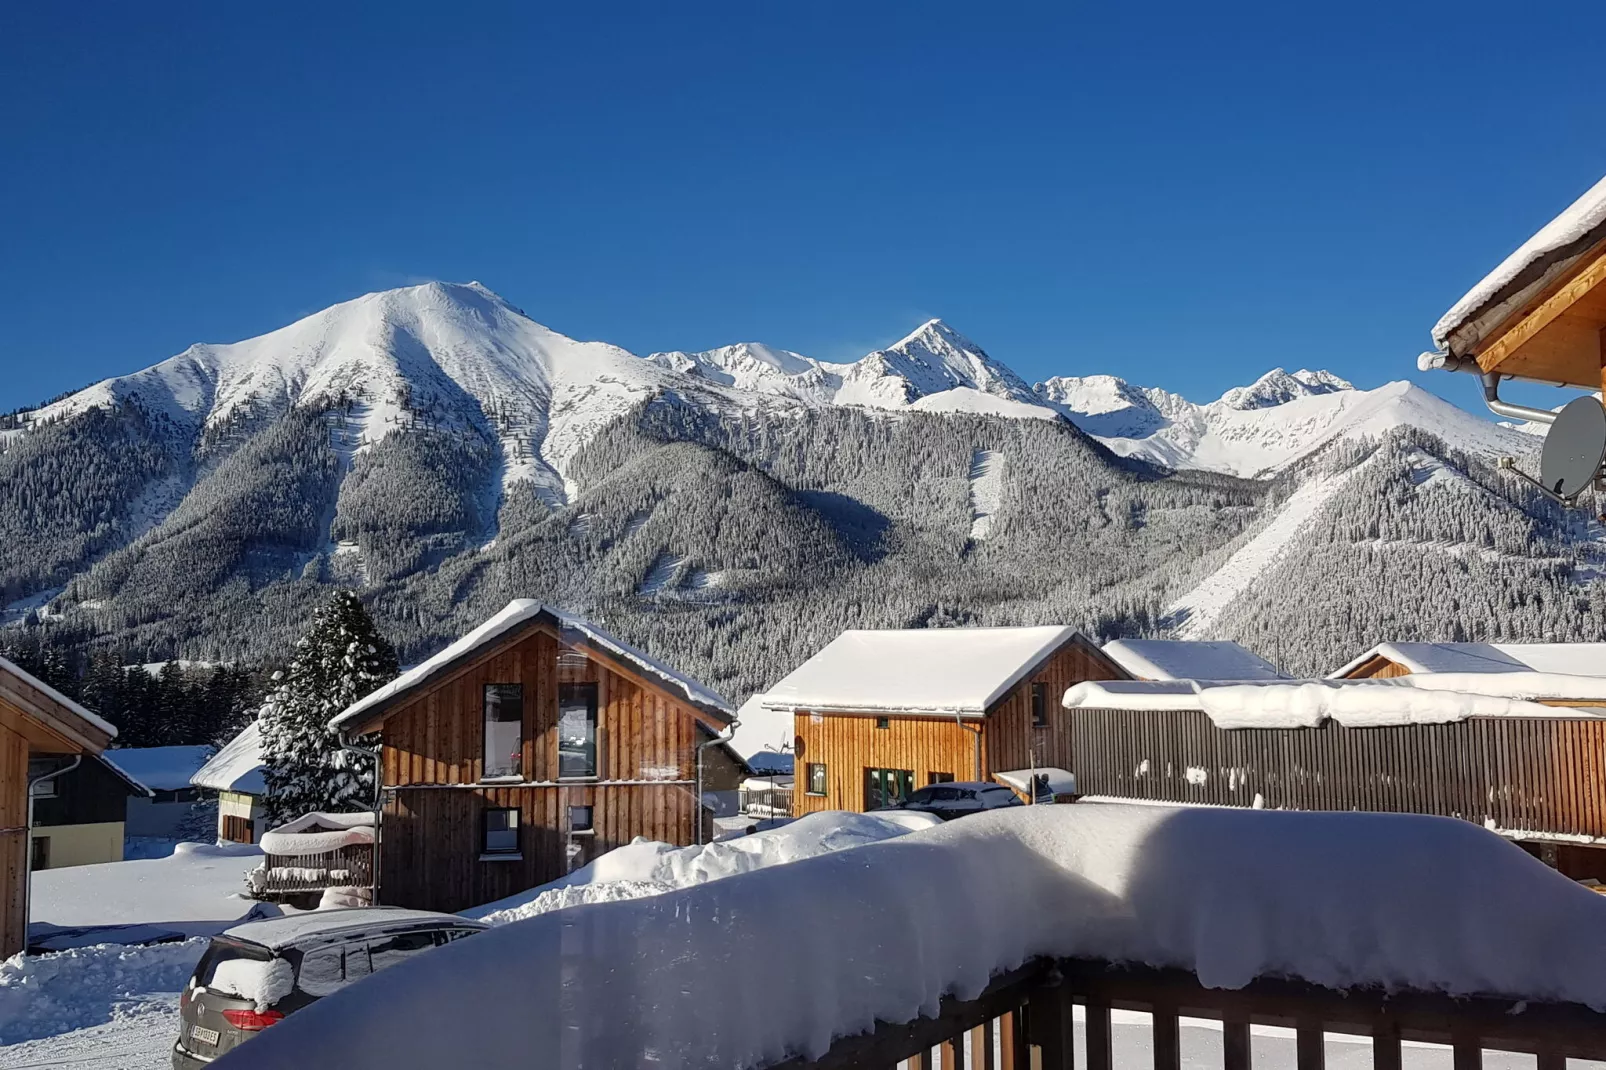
[
  {"x1": 1340, "y1": 657, "x2": 1411, "y2": 680},
  {"x1": 378, "y1": 626, "x2": 715, "y2": 912},
  {"x1": 0, "y1": 722, "x2": 27, "y2": 958},
  {"x1": 791, "y1": 637, "x2": 1128, "y2": 814}
]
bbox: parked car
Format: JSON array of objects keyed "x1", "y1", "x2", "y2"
[
  {"x1": 172, "y1": 908, "x2": 486, "y2": 1067},
  {"x1": 890, "y1": 781, "x2": 1024, "y2": 821}
]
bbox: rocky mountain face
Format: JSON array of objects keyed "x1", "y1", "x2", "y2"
[{"x1": 3, "y1": 281, "x2": 1601, "y2": 753}]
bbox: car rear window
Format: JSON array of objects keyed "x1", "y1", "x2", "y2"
[{"x1": 193, "y1": 939, "x2": 273, "y2": 990}]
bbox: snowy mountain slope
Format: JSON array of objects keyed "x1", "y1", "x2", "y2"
[{"x1": 1040, "y1": 369, "x2": 1533, "y2": 478}]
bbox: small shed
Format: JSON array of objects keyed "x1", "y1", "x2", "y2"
[{"x1": 191, "y1": 721, "x2": 268, "y2": 844}]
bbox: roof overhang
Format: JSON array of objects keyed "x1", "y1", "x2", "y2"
[
  {"x1": 0, "y1": 658, "x2": 116, "y2": 754},
  {"x1": 1449, "y1": 237, "x2": 1606, "y2": 390}
]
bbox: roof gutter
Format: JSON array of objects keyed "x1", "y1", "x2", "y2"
[{"x1": 1417, "y1": 351, "x2": 1559, "y2": 425}]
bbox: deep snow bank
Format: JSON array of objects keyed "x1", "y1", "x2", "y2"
[
  {"x1": 466, "y1": 810, "x2": 940, "y2": 924},
  {"x1": 220, "y1": 805, "x2": 1606, "y2": 1070},
  {"x1": 0, "y1": 938, "x2": 205, "y2": 1045}
]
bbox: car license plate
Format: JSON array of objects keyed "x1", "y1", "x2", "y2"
[{"x1": 189, "y1": 1025, "x2": 220, "y2": 1046}]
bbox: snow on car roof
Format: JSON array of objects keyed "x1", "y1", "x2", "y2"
[
  {"x1": 758, "y1": 626, "x2": 1082, "y2": 716},
  {"x1": 332, "y1": 600, "x2": 734, "y2": 730},
  {"x1": 1434, "y1": 173, "x2": 1606, "y2": 351},
  {"x1": 103, "y1": 744, "x2": 214, "y2": 793},
  {"x1": 1331, "y1": 641, "x2": 1606, "y2": 680},
  {"x1": 223, "y1": 908, "x2": 479, "y2": 950},
  {"x1": 191, "y1": 720, "x2": 266, "y2": 794},
  {"x1": 1102, "y1": 639, "x2": 1285, "y2": 682}
]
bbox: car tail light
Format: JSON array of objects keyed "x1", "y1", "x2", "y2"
[
  {"x1": 221, "y1": 1008, "x2": 285, "y2": 1031},
  {"x1": 179, "y1": 989, "x2": 190, "y2": 1011}
]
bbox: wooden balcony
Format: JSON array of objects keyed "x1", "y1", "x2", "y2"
[
  {"x1": 250, "y1": 843, "x2": 374, "y2": 902},
  {"x1": 775, "y1": 957, "x2": 1606, "y2": 1070}
]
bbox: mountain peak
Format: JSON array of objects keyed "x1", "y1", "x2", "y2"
[{"x1": 1218, "y1": 368, "x2": 1355, "y2": 411}]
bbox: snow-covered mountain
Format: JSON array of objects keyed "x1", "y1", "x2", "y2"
[
  {"x1": 1039, "y1": 368, "x2": 1533, "y2": 478},
  {"x1": 6, "y1": 279, "x2": 1600, "y2": 724}
]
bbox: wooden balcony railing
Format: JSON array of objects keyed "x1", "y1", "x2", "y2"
[
  {"x1": 251, "y1": 844, "x2": 374, "y2": 900},
  {"x1": 772, "y1": 958, "x2": 1606, "y2": 1070}
]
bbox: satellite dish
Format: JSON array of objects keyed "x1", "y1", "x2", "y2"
[{"x1": 1541, "y1": 397, "x2": 1606, "y2": 499}]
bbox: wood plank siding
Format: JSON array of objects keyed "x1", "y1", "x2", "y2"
[
  {"x1": 1067, "y1": 707, "x2": 1606, "y2": 877},
  {"x1": 1341, "y1": 656, "x2": 1411, "y2": 679},
  {"x1": 791, "y1": 635, "x2": 1128, "y2": 814},
  {"x1": 0, "y1": 722, "x2": 27, "y2": 959},
  {"x1": 373, "y1": 620, "x2": 725, "y2": 913}
]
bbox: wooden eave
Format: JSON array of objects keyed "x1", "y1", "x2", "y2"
[
  {"x1": 339, "y1": 611, "x2": 565, "y2": 735},
  {"x1": 1465, "y1": 238, "x2": 1606, "y2": 389},
  {"x1": 981, "y1": 631, "x2": 1133, "y2": 718},
  {"x1": 561, "y1": 636, "x2": 734, "y2": 730},
  {"x1": 0, "y1": 670, "x2": 113, "y2": 754},
  {"x1": 1334, "y1": 654, "x2": 1406, "y2": 680}
]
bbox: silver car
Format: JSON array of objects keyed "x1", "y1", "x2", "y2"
[{"x1": 171, "y1": 908, "x2": 486, "y2": 1067}]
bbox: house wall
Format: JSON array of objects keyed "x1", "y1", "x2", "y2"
[
  {"x1": 790, "y1": 637, "x2": 1128, "y2": 814},
  {"x1": 30, "y1": 821, "x2": 123, "y2": 869},
  {"x1": 377, "y1": 626, "x2": 718, "y2": 913},
  {"x1": 1339, "y1": 656, "x2": 1411, "y2": 679},
  {"x1": 218, "y1": 791, "x2": 264, "y2": 844},
  {"x1": 31, "y1": 758, "x2": 135, "y2": 829},
  {"x1": 0, "y1": 722, "x2": 27, "y2": 959},
  {"x1": 792, "y1": 713, "x2": 984, "y2": 815}
]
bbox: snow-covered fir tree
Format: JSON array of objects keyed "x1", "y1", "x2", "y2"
[{"x1": 259, "y1": 590, "x2": 398, "y2": 822}]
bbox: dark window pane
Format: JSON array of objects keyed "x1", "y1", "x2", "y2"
[
  {"x1": 558, "y1": 683, "x2": 598, "y2": 778},
  {"x1": 483, "y1": 808, "x2": 520, "y2": 854},
  {"x1": 1031, "y1": 683, "x2": 1048, "y2": 727},
  {"x1": 569, "y1": 805, "x2": 593, "y2": 832},
  {"x1": 807, "y1": 763, "x2": 827, "y2": 795},
  {"x1": 369, "y1": 931, "x2": 436, "y2": 973},
  {"x1": 483, "y1": 684, "x2": 523, "y2": 779}
]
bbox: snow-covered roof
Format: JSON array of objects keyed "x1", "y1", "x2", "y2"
[
  {"x1": 212, "y1": 805, "x2": 1606, "y2": 1070},
  {"x1": 744, "y1": 750, "x2": 793, "y2": 776},
  {"x1": 103, "y1": 745, "x2": 213, "y2": 793},
  {"x1": 1434, "y1": 173, "x2": 1606, "y2": 352},
  {"x1": 259, "y1": 812, "x2": 375, "y2": 857},
  {"x1": 191, "y1": 720, "x2": 266, "y2": 795},
  {"x1": 224, "y1": 907, "x2": 475, "y2": 951},
  {"x1": 1332, "y1": 641, "x2": 1606, "y2": 680},
  {"x1": 0, "y1": 655, "x2": 117, "y2": 746},
  {"x1": 1102, "y1": 639, "x2": 1285, "y2": 682},
  {"x1": 1064, "y1": 677, "x2": 1606, "y2": 729},
  {"x1": 332, "y1": 600, "x2": 734, "y2": 731},
  {"x1": 757, "y1": 626, "x2": 1087, "y2": 716}
]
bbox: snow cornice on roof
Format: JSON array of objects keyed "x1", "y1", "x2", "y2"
[
  {"x1": 331, "y1": 600, "x2": 734, "y2": 733},
  {"x1": 0, "y1": 654, "x2": 117, "y2": 751}
]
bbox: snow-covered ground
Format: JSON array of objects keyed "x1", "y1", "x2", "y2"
[
  {"x1": 29, "y1": 842, "x2": 270, "y2": 941},
  {"x1": 967, "y1": 448, "x2": 1005, "y2": 540}
]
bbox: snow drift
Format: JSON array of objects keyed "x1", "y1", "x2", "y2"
[
  {"x1": 466, "y1": 810, "x2": 939, "y2": 925},
  {"x1": 219, "y1": 805, "x2": 1606, "y2": 1070}
]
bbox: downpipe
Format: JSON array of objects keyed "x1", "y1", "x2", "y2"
[
  {"x1": 696, "y1": 719, "x2": 739, "y2": 846},
  {"x1": 954, "y1": 712, "x2": 983, "y2": 782},
  {"x1": 24, "y1": 756, "x2": 81, "y2": 948},
  {"x1": 1418, "y1": 350, "x2": 1561, "y2": 425}
]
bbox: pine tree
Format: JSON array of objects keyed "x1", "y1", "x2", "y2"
[{"x1": 259, "y1": 590, "x2": 397, "y2": 823}]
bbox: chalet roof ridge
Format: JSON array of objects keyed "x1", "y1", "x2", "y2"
[
  {"x1": 0, "y1": 654, "x2": 117, "y2": 750},
  {"x1": 1101, "y1": 637, "x2": 1287, "y2": 682},
  {"x1": 1330, "y1": 640, "x2": 1606, "y2": 680},
  {"x1": 330, "y1": 600, "x2": 734, "y2": 732},
  {"x1": 757, "y1": 624, "x2": 1112, "y2": 716},
  {"x1": 191, "y1": 718, "x2": 265, "y2": 794}
]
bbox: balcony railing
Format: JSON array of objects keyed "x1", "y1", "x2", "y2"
[
  {"x1": 250, "y1": 844, "x2": 374, "y2": 900},
  {"x1": 771, "y1": 957, "x2": 1606, "y2": 1070}
]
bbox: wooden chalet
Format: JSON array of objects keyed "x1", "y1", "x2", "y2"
[
  {"x1": 1102, "y1": 638, "x2": 1285, "y2": 682},
  {"x1": 191, "y1": 720, "x2": 268, "y2": 844},
  {"x1": 28, "y1": 753, "x2": 149, "y2": 869},
  {"x1": 0, "y1": 657, "x2": 118, "y2": 957},
  {"x1": 329, "y1": 600, "x2": 740, "y2": 913},
  {"x1": 756, "y1": 627, "x2": 1130, "y2": 814},
  {"x1": 1333, "y1": 641, "x2": 1606, "y2": 691},
  {"x1": 1062, "y1": 677, "x2": 1606, "y2": 881}
]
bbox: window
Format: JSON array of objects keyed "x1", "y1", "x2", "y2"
[
  {"x1": 482, "y1": 807, "x2": 520, "y2": 856},
  {"x1": 568, "y1": 805, "x2": 594, "y2": 834},
  {"x1": 294, "y1": 946, "x2": 348, "y2": 997},
  {"x1": 1031, "y1": 683, "x2": 1048, "y2": 727},
  {"x1": 482, "y1": 684, "x2": 524, "y2": 779},
  {"x1": 806, "y1": 763, "x2": 828, "y2": 796},
  {"x1": 864, "y1": 768, "x2": 913, "y2": 810},
  {"x1": 558, "y1": 683, "x2": 599, "y2": 778},
  {"x1": 368, "y1": 930, "x2": 437, "y2": 973},
  {"x1": 222, "y1": 814, "x2": 255, "y2": 844},
  {"x1": 28, "y1": 779, "x2": 56, "y2": 799},
  {"x1": 30, "y1": 836, "x2": 49, "y2": 872},
  {"x1": 875, "y1": 716, "x2": 890, "y2": 730},
  {"x1": 928, "y1": 771, "x2": 955, "y2": 784}
]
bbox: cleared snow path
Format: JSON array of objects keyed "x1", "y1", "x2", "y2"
[
  {"x1": 638, "y1": 553, "x2": 686, "y2": 595},
  {"x1": 968, "y1": 449, "x2": 1005, "y2": 540},
  {"x1": 1166, "y1": 465, "x2": 1361, "y2": 638}
]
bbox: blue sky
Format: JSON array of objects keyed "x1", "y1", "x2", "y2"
[{"x1": 4, "y1": 3, "x2": 1606, "y2": 413}]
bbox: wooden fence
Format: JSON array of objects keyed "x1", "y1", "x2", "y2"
[
  {"x1": 1068, "y1": 709, "x2": 1606, "y2": 842},
  {"x1": 772, "y1": 958, "x2": 1606, "y2": 1070},
  {"x1": 253, "y1": 844, "x2": 374, "y2": 900}
]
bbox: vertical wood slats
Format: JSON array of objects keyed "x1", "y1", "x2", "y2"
[
  {"x1": 378, "y1": 622, "x2": 723, "y2": 912},
  {"x1": 0, "y1": 722, "x2": 28, "y2": 958},
  {"x1": 968, "y1": 1022, "x2": 995, "y2": 1070},
  {"x1": 1068, "y1": 707, "x2": 1606, "y2": 841}
]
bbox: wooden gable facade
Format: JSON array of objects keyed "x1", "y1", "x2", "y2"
[
  {"x1": 340, "y1": 610, "x2": 733, "y2": 914},
  {"x1": 0, "y1": 659, "x2": 116, "y2": 957},
  {"x1": 789, "y1": 633, "x2": 1129, "y2": 815}
]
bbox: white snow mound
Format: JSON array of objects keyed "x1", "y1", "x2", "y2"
[{"x1": 219, "y1": 805, "x2": 1606, "y2": 1070}]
